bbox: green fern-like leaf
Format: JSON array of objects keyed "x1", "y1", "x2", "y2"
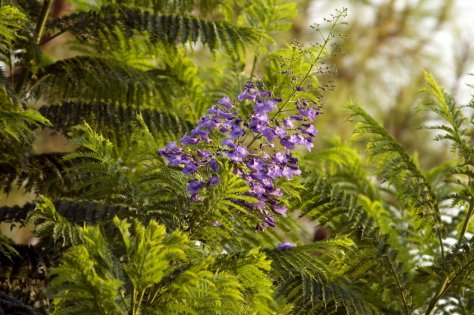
[
  {"x1": 48, "y1": 217, "x2": 261, "y2": 314},
  {"x1": 266, "y1": 239, "x2": 381, "y2": 314},
  {"x1": 0, "y1": 5, "x2": 28, "y2": 63},
  {"x1": 0, "y1": 68, "x2": 21, "y2": 109},
  {"x1": 0, "y1": 291, "x2": 38, "y2": 315},
  {"x1": 112, "y1": 0, "x2": 194, "y2": 14},
  {"x1": 50, "y1": 7, "x2": 260, "y2": 57},
  {"x1": 31, "y1": 56, "x2": 175, "y2": 107},
  {"x1": 349, "y1": 103, "x2": 445, "y2": 243},
  {"x1": 39, "y1": 103, "x2": 193, "y2": 142},
  {"x1": 212, "y1": 247, "x2": 276, "y2": 314},
  {"x1": 418, "y1": 237, "x2": 474, "y2": 314},
  {"x1": 422, "y1": 72, "x2": 473, "y2": 165},
  {"x1": 0, "y1": 109, "x2": 50, "y2": 142},
  {"x1": 27, "y1": 197, "x2": 81, "y2": 247},
  {"x1": 299, "y1": 174, "x2": 413, "y2": 314},
  {"x1": 0, "y1": 199, "x2": 134, "y2": 226},
  {"x1": 0, "y1": 233, "x2": 19, "y2": 261}
]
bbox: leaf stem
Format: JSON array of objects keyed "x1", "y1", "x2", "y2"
[
  {"x1": 40, "y1": 30, "x2": 66, "y2": 46},
  {"x1": 385, "y1": 256, "x2": 410, "y2": 315},
  {"x1": 244, "y1": 10, "x2": 343, "y2": 149},
  {"x1": 35, "y1": 0, "x2": 53, "y2": 44},
  {"x1": 249, "y1": 54, "x2": 259, "y2": 78},
  {"x1": 425, "y1": 199, "x2": 473, "y2": 314},
  {"x1": 425, "y1": 276, "x2": 449, "y2": 315},
  {"x1": 458, "y1": 199, "x2": 474, "y2": 243}
]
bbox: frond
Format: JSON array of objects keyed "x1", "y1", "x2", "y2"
[
  {"x1": 0, "y1": 109, "x2": 50, "y2": 142},
  {"x1": 212, "y1": 248, "x2": 275, "y2": 314},
  {"x1": 299, "y1": 174, "x2": 413, "y2": 313},
  {"x1": 5, "y1": 0, "x2": 42, "y2": 22},
  {"x1": 188, "y1": 165, "x2": 262, "y2": 244},
  {"x1": 152, "y1": 47, "x2": 213, "y2": 121},
  {"x1": 0, "y1": 291, "x2": 37, "y2": 315},
  {"x1": 425, "y1": 237, "x2": 474, "y2": 297},
  {"x1": 48, "y1": 217, "x2": 260, "y2": 314},
  {"x1": 0, "y1": 152, "x2": 75, "y2": 195},
  {"x1": 421, "y1": 72, "x2": 473, "y2": 165},
  {"x1": 39, "y1": 103, "x2": 193, "y2": 142},
  {"x1": 26, "y1": 197, "x2": 81, "y2": 247},
  {"x1": 30, "y1": 56, "x2": 175, "y2": 107},
  {"x1": 0, "y1": 199, "x2": 134, "y2": 226},
  {"x1": 111, "y1": 0, "x2": 194, "y2": 14},
  {"x1": 303, "y1": 138, "x2": 380, "y2": 200},
  {"x1": 0, "y1": 233, "x2": 19, "y2": 261},
  {"x1": 48, "y1": 245, "x2": 126, "y2": 315},
  {"x1": 155, "y1": 260, "x2": 245, "y2": 315},
  {"x1": 62, "y1": 123, "x2": 135, "y2": 200},
  {"x1": 240, "y1": 0, "x2": 298, "y2": 36},
  {"x1": 0, "y1": 67, "x2": 21, "y2": 109},
  {"x1": 50, "y1": 7, "x2": 261, "y2": 57},
  {"x1": 349, "y1": 103, "x2": 445, "y2": 239},
  {"x1": 0, "y1": 4, "x2": 28, "y2": 63},
  {"x1": 266, "y1": 239, "x2": 381, "y2": 314}
]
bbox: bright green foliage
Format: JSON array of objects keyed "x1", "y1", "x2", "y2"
[
  {"x1": 0, "y1": 109, "x2": 50, "y2": 141},
  {"x1": 48, "y1": 215, "x2": 274, "y2": 315},
  {"x1": 0, "y1": 5, "x2": 28, "y2": 64}
]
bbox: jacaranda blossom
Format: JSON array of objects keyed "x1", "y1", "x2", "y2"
[{"x1": 158, "y1": 83, "x2": 320, "y2": 230}]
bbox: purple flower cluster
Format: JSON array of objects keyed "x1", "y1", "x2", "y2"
[{"x1": 158, "y1": 84, "x2": 320, "y2": 229}]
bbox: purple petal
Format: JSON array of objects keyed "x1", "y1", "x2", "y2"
[
  {"x1": 230, "y1": 124, "x2": 244, "y2": 138},
  {"x1": 273, "y1": 205, "x2": 287, "y2": 217},
  {"x1": 277, "y1": 242, "x2": 295, "y2": 250},
  {"x1": 297, "y1": 107, "x2": 317, "y2": 121},
  {"x1": 209, "y1": 158, "x2": 220, "y2": 171},
  {"x1": 273, "y1": 152, "x2": 287, "y2": 164},
  {"x1": 262, "y1": 127, "x2": 277, "y2": 142},
  {"x1": 264, "y1": 216, "x2": 276, "y2": 227},
  {"x1": 197, "y1": 149, "x2": 212, "y2": 159},
  {"x1": 221, "y1": 138, "x2": 236, "y2": 148},
  {"x1": 299, "y1": 124, "x2": 317, "y2": 137},
  {"x1": 187, "y1": 179, "x2": 204, "y2": 194},
  {"x1": 254, "y1": 99, "x2": 277, "y2": 113},
  {"x1": 208, "y1": 174, "x2": 220, "y2": 186},
  {"x1": 182, "y1": 161, "x2": 198, "y2": 175},
  {"x1": 217, "y1": 96, "x2": 234, "y2": 109},
  {"x1": 283, "y1": 118, "x2": 295, "y2": 128},
  {"x1": 226, "y1": 146, "x2": 248, "y2": 162},
  {"x1": 180, "y1": 135, "x2": 199, "y2": 145}
]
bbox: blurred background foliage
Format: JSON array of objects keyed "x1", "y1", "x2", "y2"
[{"x1": 304, "y1": 0, "x2": 473, "y2": 169}]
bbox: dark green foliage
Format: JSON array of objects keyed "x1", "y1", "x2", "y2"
[
  {"x1": 0, "y1": 152, "x2": 77, "y2": 195},
  {"x1": 39, "y1": 103, "x2": 193, "y2": 138},
  {"x1": 32, "y1": 56, "x2": 176, "y2": 107},
  {"x1": 49, "y1": 6, "x2": 260, "y2": 56},
  {"x1": 0, "y1": 291, "x2": 38, "y2": 315},
  {"x1": 266, "y1": 239, "x2": 381, "y2": 314},
  {"x1": 298, "y1": 175, "x2": 412, "y2": 314}
]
